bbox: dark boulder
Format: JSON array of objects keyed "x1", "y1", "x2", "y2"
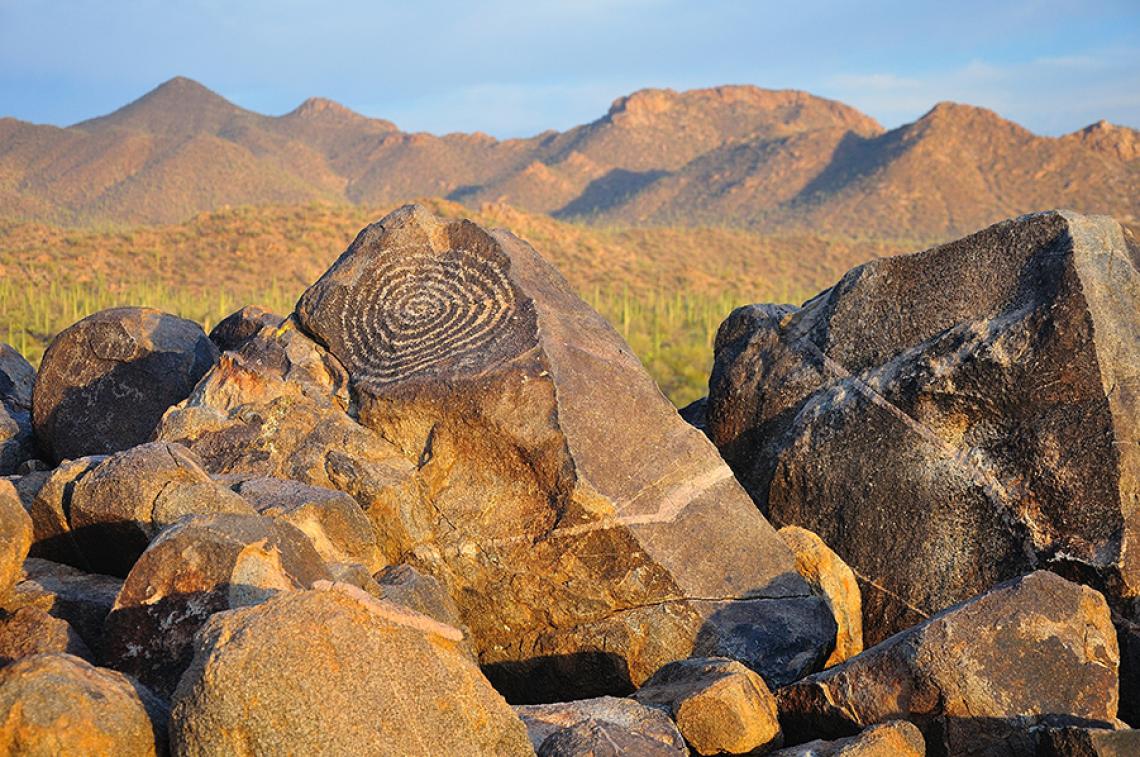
[
  {"x1": 208, "y1": 305, "x2": 283, "y2": 352},
  {"x1": 707, "y1": 211, "x2": 1140, "y2": 648},
  {"x1": 0, "y1": 343, "x2": 37, "y2": 474},
  {"x1": 0, "y1": 558, "x2": 122, "y2": 656},
  {"x1": 32, "y1": 307, "x2": 218, "y2": 462},
  {"x1": 517, "y1": 696, "x2": 687, "y2": 757}
]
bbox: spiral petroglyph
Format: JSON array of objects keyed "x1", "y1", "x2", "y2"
[{"x1": 334, "y1": 247, "x2": 524, "y2": 386}]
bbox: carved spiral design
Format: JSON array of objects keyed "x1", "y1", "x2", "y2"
[{"x1": 338, "y1": 248, "x2": 517, "y2": 385}]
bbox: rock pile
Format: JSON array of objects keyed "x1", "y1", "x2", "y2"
[{"x1": 0, "y1": 205, "x2": 1135, "y2": 755}]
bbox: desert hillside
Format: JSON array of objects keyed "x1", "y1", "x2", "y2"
[{"x1": 2, "y1": 77, "x2": 1135, "y2": 237}]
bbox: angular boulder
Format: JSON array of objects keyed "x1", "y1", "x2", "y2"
[
  {"x1": 69, "y1": 441, "x2": 254, "y2": 576},
  {"x1": 517, "y1": 696, "x2": 687, "y2": 757},
  {"x1": 294, "y1": 204, "x2": 832, "y2": 699},
  {"x1": 102, "y1": 513, "x2": 330, "y2": 698},
  {"x1": 170, "y1": 583, "x2": 533, "y2": 756},
  {"x1": 779, "y1": 525, "x2": 863, "y2": 666},
  {"x1": 0, "y1": 479, "x2": 32, "y2": 595},
  {"x1": 376, "y1": 563, "x2": 476, "y2": 659},
  {"x1": 771, "y1": 721, "x2": 925, "y2": 757},
  {"x1": 0, "y1": 343, "x2": 37, "y2": 474},
  {"x1": 32, "y1": 306, "x2": 218, "y2": 462},
  {"x1": 0, "y1": 558, "x2": 122, "y2": 655},
  {"x1": 234, "y1": 476, "x2": 383, "y2": 572},
  {"x1": 208, "y1": 304, "x2": 282, "y2": 352},
  {"x1": 777, "y1": 572, "x2": 1119, "y2": 756},
  {"x1": 0, "y1": 653, "x2": 167, "y2": 756},
  {"x1": 708, "y1": 211, "x2": 1140, "y2": 646},
  {"x1": 633, "y1": 657, "x2": 782, "y2": 755}
]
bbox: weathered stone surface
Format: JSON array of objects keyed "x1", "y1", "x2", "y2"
[
  {"x1": 32, "y1": 307, "x2": 219, "y2": 462},
  {"x1": 293, "y1": 205, "x2": 831, "y2": 700},
  {"x1": 208, "y1": 304, "x2": 282, "y2": 352},
  {"x1": 0, "y1": 343, "x2": 37, "y2": 474},
  {"x1": 375, "y1": 562, "x2": 477, "y2": 661},
  {"x1": 0, "y1": 558, "x2": 122, "y2": 655},
  {"x1": 70, "y1": 441, "x2": 254, "y2": 576},
  {"x1": 235, "y1": 476, "x2": 382, "y2": 571},
  {"x1": 103, "y1": 513, "x2": 330, "y2": 698},
  {"x1": 634, "y1": 657, "x2": 781, "y2": 755},
  {"x1": 771, "y1": 721, "x2": 925, "y2": 757},
  {"x1": 0, "y1": 653, "x2": 168, "y2": 756},
  {"x1": 779, "y1": 526, "x2": 863, "y2": 666},
  {"x1": 777, "y1": 572, "x2": 1119, "y2": 757},
  {"x1": 0, "y1": 605, "x2": 92, "y2": 664},
  {"x1": 1035, "y1": 725, "x2": 1140, "y2": 757},
  {"x1": 0, "y1": 480, "x2": 32, "y2": 596},
  {"x1": 14, "y1": 455, "x2": 104, "y2": 569},
  {"x1": 517, "y1": 696, "x2": 687, "y2": 756},
  {"x1": 155, "y1": 318, "x2": 423, "y2": 564},
  {"x1": 708, "y1": 211, "x2": 1140, "y2": 648},
  {"x1": 170, "y1": 583, "x2": 533, "y2": 756}
]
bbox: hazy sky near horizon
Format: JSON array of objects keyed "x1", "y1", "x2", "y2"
[{"x1": 2, "y1": 0, "x2": 1138, "y2": 137}]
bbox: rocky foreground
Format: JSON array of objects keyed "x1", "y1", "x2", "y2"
[{"x1": 0, "y1": 205, "x2": 1137, "y2": 756}]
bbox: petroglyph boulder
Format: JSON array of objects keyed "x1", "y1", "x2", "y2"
[{"x1": 294, "y1": 204, "x2": 833, "y2": 699}]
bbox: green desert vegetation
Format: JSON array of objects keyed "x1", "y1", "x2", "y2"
[{"x1": 0, "y1": 200, "x2": 908, "y2": 406}]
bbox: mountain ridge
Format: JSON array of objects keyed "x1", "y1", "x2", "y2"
[{"x1": 1, "y1": 76, "x2": 1136, "y2": 237}]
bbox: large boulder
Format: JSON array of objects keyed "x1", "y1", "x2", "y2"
[
  {"x1": 293, "y1": 204, "x2": 832, "y2": 700},
  {"x1": 170, "y1": 583, "x2": 533, "y2": 756},
  {"x1": 69, "y1": 441, "x2": 254, "y2": 577},
  {"x1": 777, "y1": 571, "x2": 1119, "y2": 756},
  {"x1": 102, "y1": 513, "x2": 330, "y2": 698},
  {"x1": 32, "y1": 307, "x2": 218, "y2": 462},
  {"x1": 0, "y1": 480, "x2": 32, "y2": 596},
  {"x1": 633, "y1": 657, "x2": 782, "y2": 755},
  {"x1": 0, "y1": 558, "x2": 122, "y2": 656},
  {"x1": 1035, "y1": 726, "x2": 1140, "y2": 757},
  {"x1": 707, "y1": 211, "x2": 1140, "y2": 646},
  {"x1": 0, "y1": 343, "x2": 37, "y2": 474},
  {"x1": 0, "y1": 653, "x2": 168, "y2": 756}
]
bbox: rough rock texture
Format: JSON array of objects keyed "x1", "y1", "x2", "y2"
[
  {"x1": 12, "y1": 455, "x2": 103, "y2": 569},
  {"x1": 208, "y1": 305, "x2": 283, "y2": 353},
  {"x1": 777, "y1": 572, "x2": 1119, "y2": 757},
  {"x1": 0, "y1": 605, "x2": 92, "y2": 664},
  {"x1": 32, "y1": 307, "x2": 218, "y2": 462},
  {"x1": 0, "y1": 653, "x2": 168, "y2": 756},
  {"x1": 0, "y1": 480, "x2": 32, "y2": 595},
  {"x1": 770, "y1": 721, "x2": 925, "y2": 757},
  {"x1": 155, "y1": 318, "x2": 424, "y2": 564},
  {"x1": 779, "y1": 526, "x2": 863, "y2": 666},
  {"x1": 634, "y1": 656, "x2": 782, "y2": 755},
  {"x1": 1035, "y1": 725, "x2": 1140, "y2": 757},
  {"x1": 235, "y1": 476, "x2": 382, "y2": 572},
  {"x1": 102, "y1": 513, "x2": 330, "y2": 698},
  {"x1": 292, "y1": 204, "x2": 832, "y2": 700},
  {"x1": 517, "y1": 696, "x2": 687, "y2": 756},
  {"x1": 0, "y1": 343, "x2": 37, "y2": 474},
  {"x1": 708, "y1": 211, "x2": 1140, "y2": 647},
  {"x1": 170, "y1": 583, "x2": 533, "y2": 756},
  {"x1": 0, "y1": 558, "x2": 122, "y2": 656},
  {"x1": 376, "y1": 563, "x2": 476, "y2": 659},
  {"x1": 69, "y1": 441, "x2": 254, "y2": 576}
]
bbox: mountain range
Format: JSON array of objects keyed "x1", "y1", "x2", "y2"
[{"x1": 1, "y1": 76, "x2": 1137, "y2": 238}]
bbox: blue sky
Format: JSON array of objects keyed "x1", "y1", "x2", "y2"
[{"x1": 2, "y1": 0, "x2": 1138, "y2": 137}]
